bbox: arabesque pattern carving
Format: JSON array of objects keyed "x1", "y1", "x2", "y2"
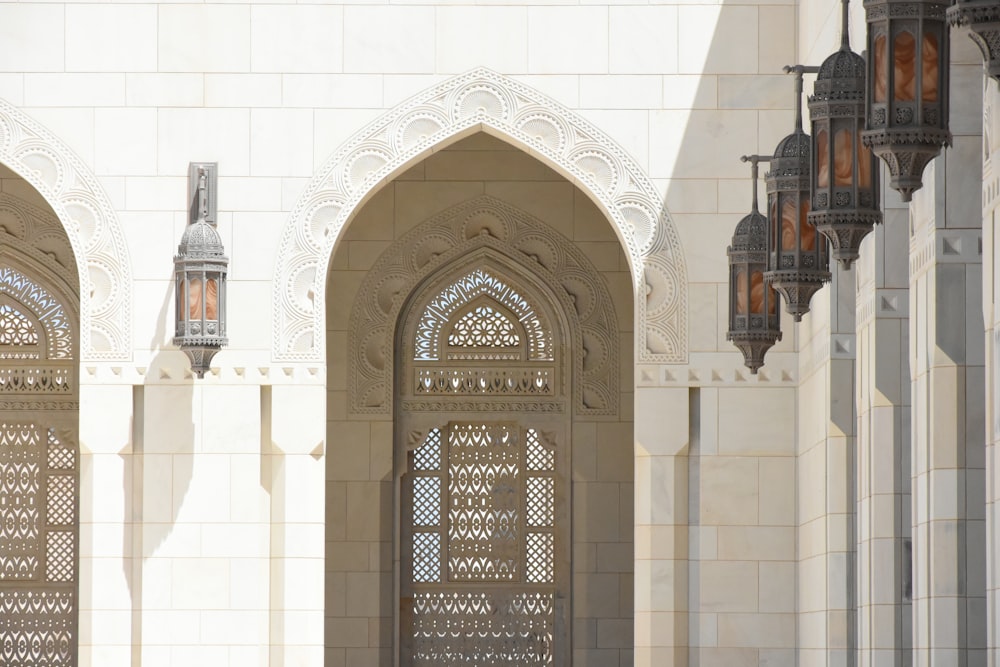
[
  {"x1": 275, "y1": 68, "x2": 686, "y2": 363},
  {"x1": 349, "y1": 196, "x2": 619, "y2": 416},
  {"x1": 0, "y1": 101, "x2": 131, "y2": 360},
  {"x1": 0, "y1": 261, "x2": 78, "y2": 665}
]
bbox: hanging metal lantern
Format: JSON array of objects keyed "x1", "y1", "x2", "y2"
[
  {"x1": 728, "y1": 155, "x2": 782, "y2": 374},
  {"x1": 948, "y1": 0, "x2": 1000, "y2": 83},
  {"x1": 765, "y1": 68, "x2": 831, "y2": 322},
  {"x1": 174, "y1": 163, "x2": 228, "y2": 378},
  {"x1": 862, "y1": 0, "x2": 950, "y2": 201},
  {"x1": 809, "y1": 0, "x2": 883, "y2": 269}
]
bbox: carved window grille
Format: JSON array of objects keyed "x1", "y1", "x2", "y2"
[
  {"x1": 399, "y1": 265, "x2": 569, "y2": 666},
  {"x1": 0, "y1": 265, "x2": 77, "y2": 666}
]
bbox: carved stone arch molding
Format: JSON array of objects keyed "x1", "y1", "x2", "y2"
[
  {"x1": 274, "y1": 68, "x2": 687, "y2": 363},
  {"x1": 0, "y1": 99, "x2": 132, "y2": 361},
  {"x1": 349, "y1": 195, "x2": 620, "y2": 417}
]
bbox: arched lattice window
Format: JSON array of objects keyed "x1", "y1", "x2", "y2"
[
  {"x1": 0, "y1": 264, "x2": 78, "y2": 666},
  {"x1": 398, "y1": 265, "x2": 569, "y2": 666}
]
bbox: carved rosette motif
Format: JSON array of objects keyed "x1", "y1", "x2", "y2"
[
  {"x1": 274, "y1": 68, "x2": 687, "y2": 364},
  {"x1": 349, "y1": 196, "x2": 619, "y2": 417},
  {"x1": 0, "y1": 99, "x2": 131, "y2": 361}
]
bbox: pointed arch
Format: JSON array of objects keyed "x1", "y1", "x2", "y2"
[
  {"x1": 349, "y1": 195, "x2": 619, "y2": 417},
  {"x1": 0, "y1": 99, "x2": 132, "y2": 361},
  {"x1": 273, "y1": 68, "x2": 686, "y2": 364}
]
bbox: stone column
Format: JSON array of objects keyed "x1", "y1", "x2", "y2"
[
  {"x1": 855, "y1": 194, "x2": 912, "y2": 667},
  {"x1": 78, "y1": 380, "x2": 137, "y2": 667},
  {"x1": 909, "y1": 40, "x2": 986, "y2": 667},
  {"x1": 980, "y1": 77, "x2": 1000, "y2": 667},
  {"x1": 269, "y1": 382, "x2": 326, "y2": 667},
  {"x1": 795, "y1": 266, "x2": 857, "y2": 667},
  {"x1": 634, "y1": 386, "x2": 689, "y2": 667}
]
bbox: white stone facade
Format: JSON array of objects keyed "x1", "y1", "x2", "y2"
[{"x1": 0, "y1": 1, "x2": 996, "y2": 666}]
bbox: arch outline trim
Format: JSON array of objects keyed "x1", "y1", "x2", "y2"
[
  {"x1": 0, "y1": 98, "x2": 132, "y2": 361},
  {"x1": 273, "y1": 68, "x2": 686, "y2": 363}
]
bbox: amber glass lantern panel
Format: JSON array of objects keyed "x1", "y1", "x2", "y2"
[
  {"x1": 857, "y1": 133, "x2": 873, "y2": 188},
  {"x1": 816, "y1": 128, "x2": 830, "y2": 188},
  {"x1": 833, "y1": 128, "x2": 855, "y2": 187},
  {"x1": 922, "y1": 31, "x2": 939, "y2": 102},
  {"x1": 735, "y1": 268, "x2": 749, "y2": 316},
  {"x1": 874, "y1": 34, "x2": 888, "y2": 104}
]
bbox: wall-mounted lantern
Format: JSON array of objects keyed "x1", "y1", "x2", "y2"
[
  {"x1": 173, "y1": 163, "x2": 228, "y2": 378},
  {"x1": 863, "y1": 0, "x2": 951, "y2": 201},
  {"x1": 765, "y1": 67, "x2": 831, "y2": 322},
  {"x1": 948, "y1": 0, "x2": 1000, "y2": 83},
  {"x1": 809, "y1": 0, "x2": 883, "y2": 268},
  {"x1": 728, "y1": 155, "x2": 782, "y2": 374}
]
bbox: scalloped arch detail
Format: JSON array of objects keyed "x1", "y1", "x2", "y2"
[
  {"x1": 0, "y1": 98, "x2": 132, "y2": 361},
  {"x1": 274, "y1": 68, "x2": 687, "y2": 363}
]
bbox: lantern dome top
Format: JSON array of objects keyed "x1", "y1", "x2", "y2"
[
  {"x1": 177, "y1": 219, "x2": 226, "y2": 259},
  {"x1": 730, "y1": 210, "x2": 768, "y2": 253},
  {"x1": 812, "y1": 48, "x2": 866, "y2": 101},
  {"x1": 773, "y1": 130, "x2": 810, "y2": 160}
]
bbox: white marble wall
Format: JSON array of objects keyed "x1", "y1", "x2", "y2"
[{"x1": 0, "y1": 0, "x2": 812, "y2": 665}]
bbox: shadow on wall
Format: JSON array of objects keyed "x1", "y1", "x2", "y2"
[
  {"x1": 120, "y1": 278, "x2": 196, "y2": 648},
  {"x1": 655, "y1": 0, "x2": 797, "y2": 663}
]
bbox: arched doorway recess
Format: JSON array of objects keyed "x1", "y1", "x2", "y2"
[
  {"x1": 324, "y1": 137, "x2": 635, "y2": 665},
  {"x1": 0, "y1": 188, "x2": 80, "y2": 665}
]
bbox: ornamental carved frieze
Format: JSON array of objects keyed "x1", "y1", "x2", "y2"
[
  {"x1": 348, "y1": 196, "x2": 620, "y2": 417},
  {"x1": 274, "y1": 68, "x2": 687, "y2": 364},
  {"x1": 0, "y1": 99, "x2": 132, "y2": 361}
]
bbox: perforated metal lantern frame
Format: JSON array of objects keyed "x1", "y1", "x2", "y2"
[
  {"x1": 862, "y1": 0, "x2": 951, "y2": 201},
  {"x1": 765, "y1": 74, "x2": 831, "y2": 322},
  {"x1": 948, "y1": 0, "x2": 1000, "y2": 83},
  {"x1": 809, "y1": 3, "x2": 883, "y2": 269},
  {"x1": 727, "y1": 159, "x2": 782, "y2": 374},
  {"x1": 173, "y1": 171, "x2": 228, "y2": 378}
]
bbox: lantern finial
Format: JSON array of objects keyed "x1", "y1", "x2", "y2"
[{"x1": 841, "y1": 0, "x2": 851, "y2": 49}]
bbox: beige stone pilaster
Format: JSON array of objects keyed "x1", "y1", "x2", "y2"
[
  {"x1": 634, "y1": 386, "x2": 689, "y2": 667},
  {"x1": 855, "y1": 198, "x2": 912, "y2": 667},
  {"x1": 796, "y1": 265, "x2": 857, "y2": 667},
  {"x1": 981, "y1": 77, "x2": 1000, "y2": 667},
  {"x1": 909, "y1": 40, "x2": 986, "y2": 667},
  {"x1": 269, "y1": 383, "x2": 326, "y2": 667},
  {"x1": 78, "y1": 381, "x2": 136, "y2": 667}
]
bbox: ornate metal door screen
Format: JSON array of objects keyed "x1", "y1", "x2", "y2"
[
  {"x1": 398, "y1": 265, "x2": 569, "y2": 666},
  {"x1": 402, "y1": 422, "x2": 561, "y2": 665},
  {"x1": 0, "y1": 266, "x2": 78, "y2": 666}
]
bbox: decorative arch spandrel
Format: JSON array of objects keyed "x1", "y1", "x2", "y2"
[
  {"x1": 0, "y1": 99, "x2": 132, "y2": 361},
  {"x1": 274, "y1": 68, "x2": 686, "y2": 364}
]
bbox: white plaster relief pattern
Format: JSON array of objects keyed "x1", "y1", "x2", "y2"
[
  {"x1": 349, "y1": 195, "x2": 619, "y2": 417},
  {"x1": 274, "y1": 68, "x2": 686, "y2": 364},
  {"x1": 0, "y1": 100, "x2": 131, "y2": 361}
]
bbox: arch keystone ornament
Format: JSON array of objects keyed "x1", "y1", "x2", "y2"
[
  {"x1": 0, "y1": 99, "x2": 132, "y2": 361},
  {"x1": 274, "y1": 68, "x2": 687, "y2": 364}
]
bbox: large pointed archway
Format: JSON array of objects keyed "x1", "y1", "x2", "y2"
[
  {"x1": 272, "y1": 68, "x2": 687, "y2": 365},
  {"x1": 0, "y1": 99, "x2": 132, "y2": 361}
]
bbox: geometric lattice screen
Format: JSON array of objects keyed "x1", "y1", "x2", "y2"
[
  {"x1": 0, "y1": 267, "x2": 78, "y2": 666},
  {"x1": 400, "y1": 268, "x2": 568, "y2": 666},
  {"x1": 404, "y1": 423, "x2": 559, "y2": 666}
]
